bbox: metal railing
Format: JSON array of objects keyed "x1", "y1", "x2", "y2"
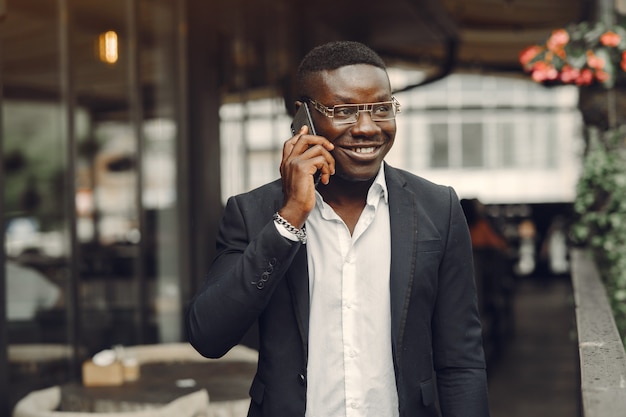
[{"x1": 571, "y1": 249, "x2": 626, "y2": 417}]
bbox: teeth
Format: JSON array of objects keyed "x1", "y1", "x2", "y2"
[{"x1": 355, "y1": 147, "x2": 375, "y2": 153}]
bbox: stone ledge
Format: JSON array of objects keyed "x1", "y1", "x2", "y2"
[{"x1": 571, "y1": 249, "x2": 626, "y2": 417}]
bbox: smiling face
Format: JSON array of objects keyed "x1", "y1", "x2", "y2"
[{"x1": 304, "y1": 64, "x2": 396, "y2": 182}]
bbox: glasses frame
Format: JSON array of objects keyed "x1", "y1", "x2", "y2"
[{"x1": 305, "y1": 96, "x2": 401, "y2": 125}]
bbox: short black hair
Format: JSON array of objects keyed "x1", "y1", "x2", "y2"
[{"x1": 296, "y1": 41, "x2": 387, "y2": 96}]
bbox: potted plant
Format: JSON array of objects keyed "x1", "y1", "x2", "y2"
[
  {"x1": 520, "y1": 21, "x2": 626, "y2": 88},
  {"x1": 521, "y1": 21, "x2": 626, "y2": 345}
]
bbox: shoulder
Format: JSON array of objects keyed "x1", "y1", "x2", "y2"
[
  {"x1": 225, "y1": 179, "x2": 283, "y2": 215},
  {"x1": 385, "y1": 164, "x2": 453, "y2": 199},
  {"x1": 384, "y1": 164, "x2": 463, "y2": 225},
  {"x1": 229, "y1": 179, "x2": 282, "y2": 201}
]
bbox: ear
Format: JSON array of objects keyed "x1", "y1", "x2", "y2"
[{"x1": 294, "y1": 100, "x2": 303, "y2": 113}]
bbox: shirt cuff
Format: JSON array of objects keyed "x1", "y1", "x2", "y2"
[{"x1": 274, "y1": 220, "x2": 299, "y2": 242}]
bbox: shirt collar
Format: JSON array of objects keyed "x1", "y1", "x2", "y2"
[{"x1": 368, "y1": 162, "x2": 389, "y2": 205}]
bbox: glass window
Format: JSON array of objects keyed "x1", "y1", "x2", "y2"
[
  {"x1": 429, "y1": 123, "x2": 449, "y2": 168},
  {"x1": 246, "y1": 118, "x2": 275, "y2": 150},
  {"x1": 496, "y1": 122, "x2": 516, "y2": 168},
  {"x1": 543, "y1": 120, "x2": 558, "y2": 169},
  {"x1": 248, "y1": 150, "x2": 281, "y2": 190},
  {"x1": 461, "y1": 123, "x2": 484, "y2": 168},
  {"x1": 1, "y1": 1, "x2": 71, "y2": 409},
  {"x1": 459, "y1": 74, "x2": 484, "y2": 91},
  {"x1": 2, "y1": 0, "x2": 184, "y2": 410},
  {"x1": 220, "y1": 98, "x2": 290, "y2": 201}
]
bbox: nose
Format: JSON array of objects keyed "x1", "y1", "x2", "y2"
[{"x1": 350, "y1": 110, "x2": 379, "y2": 136}]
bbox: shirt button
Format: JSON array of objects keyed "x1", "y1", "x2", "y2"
[{"x1": 351, "y1": 402, "x2": 358, "y2": 409}]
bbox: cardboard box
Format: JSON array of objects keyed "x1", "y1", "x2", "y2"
[{"x1": 82, "y1": 359, "x2": 124, "y2": 386}]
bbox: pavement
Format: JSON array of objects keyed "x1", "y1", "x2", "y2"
[{"x1": 487, "y1": 276, "x2": 581, "y2": 417}]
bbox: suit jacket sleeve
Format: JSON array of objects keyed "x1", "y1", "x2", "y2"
[
  {"x1": 186, "y1": 190, "x2": 302, "y2": 358},
  {"x1": 433, "y1": 187, "x2": 490, "y2": 417}
]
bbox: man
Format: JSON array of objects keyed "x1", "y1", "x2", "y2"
[{"x1": 187, "y1": 41, "x2": 490, "y2": 417}]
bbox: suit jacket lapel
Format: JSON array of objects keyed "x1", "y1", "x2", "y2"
[{"x1": 385, "y1": 165, "x2": 418, "y2": 351}]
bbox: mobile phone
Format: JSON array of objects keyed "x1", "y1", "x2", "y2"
[
  {"x1": 291, "y1": 103, "x2": 320, "y2": 184},
  {"x1": 291, "y1": 102, "x2": 316, "y2": 136}
]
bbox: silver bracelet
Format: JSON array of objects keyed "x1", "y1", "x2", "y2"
[{"x1": 273, "y1": 212, "x2": 307, "y2": 244}]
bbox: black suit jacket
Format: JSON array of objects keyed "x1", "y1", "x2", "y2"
[{"x1": 187, "y1": 164, "x2": 490, "y2": 417}]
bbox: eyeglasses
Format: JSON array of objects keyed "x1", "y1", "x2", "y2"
[{"x1": 306, "y1": 97, "x2": 401, "y2": 125}]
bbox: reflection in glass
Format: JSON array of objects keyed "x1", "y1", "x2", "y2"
[{"x1": 2, "y1": 0, "x2": 184, "y2": 409}]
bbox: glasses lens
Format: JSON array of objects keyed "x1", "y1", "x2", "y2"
[
  {"x1": 370, "y1": 101, "x2": 395, "y2": 121},
  {"x1": 332, "y1": 104, "x2": 359, "y2": 124},
  {"x1": 329, "y1": 99, "x2": 399, "y2": 125}
]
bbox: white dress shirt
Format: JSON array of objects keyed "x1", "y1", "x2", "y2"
[{"x1": 304, "y1": 165, "x2": 399, "y2": 417}]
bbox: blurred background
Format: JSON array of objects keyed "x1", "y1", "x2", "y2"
[{"x1": 1, "y1": 0, "x2": 625, "y2": 415}]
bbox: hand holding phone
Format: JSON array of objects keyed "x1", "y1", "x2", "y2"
[
  {"x1": 291, "y1": 102, "x2": 316, "y2": 136},
  {"x1": 291, "y1": 103, "x2": 321, "y2": 184},
  {"x1": 279, "y1": 103, "x2": 335, "y2": 224}
]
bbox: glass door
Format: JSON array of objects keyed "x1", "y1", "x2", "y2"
[{"x1": 1, "y1": 0, "x2": 185, "y2": 411}]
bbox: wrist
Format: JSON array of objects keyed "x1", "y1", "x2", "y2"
[
  {"x1": 277, "y1": 205, "x2": 309, "y2": 229},
  {"x1": 273, "y1": 212, "x2": 307, "y2": 244}
]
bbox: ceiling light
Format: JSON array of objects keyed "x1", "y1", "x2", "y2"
[{"x1": 98, "y1": 31, "x2": 118, "y2": 64}]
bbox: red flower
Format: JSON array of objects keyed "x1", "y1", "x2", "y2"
[
  {"x1": 531, "y1": 61, "x2": 559, "y2": 82},
  {"x1": 560, "y1": 65, "x2": 580, "y2": 83},
  {"x1": 519, "y1": 45, "x2": 544, "y2": 67},
  {"x1": 586, "y1": 50, "x2": 606, "y2": 70},
  {"x1": 595, "y1": 69, "x2": 610, "y2": 83},
  {"x1": 576, "y1": 68, "x2": 595, "y2": 86},
  {"x1": 600, "y1": 31, "x2": 621, "y2": 47},
  {"x1": 521, "y1": 22, "x2": 626, "y2": 87},
  {"x1": 547, "y1": 29, "x2": 569, "y2": 51}
]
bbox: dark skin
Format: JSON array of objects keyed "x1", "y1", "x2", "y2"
[{"x1": 279, "y1": 64, "x2": 397, "y2": 234}]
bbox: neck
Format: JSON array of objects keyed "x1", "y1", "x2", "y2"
[{"x1": 318, "y1": 174, "x2": 375, "y2": 207}]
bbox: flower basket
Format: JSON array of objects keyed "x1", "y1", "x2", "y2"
[
  {"x1": 578, "y1": 86, "x2": 626, "y2": 129},
  {"x1": 520, "y1": 21, "x2": 626, "y2": 89}
]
